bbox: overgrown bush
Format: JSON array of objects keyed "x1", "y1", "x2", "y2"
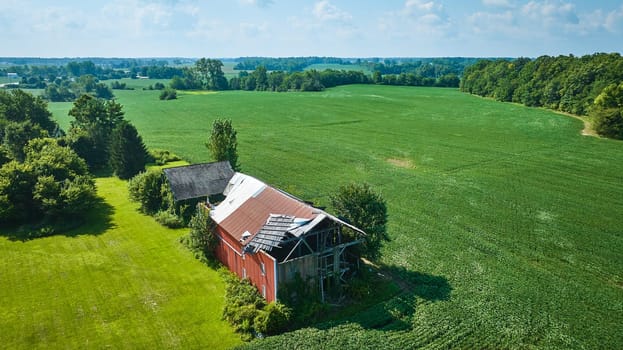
[
  {"x1": 186, "y1": 204, "x2": 218, "y2": 254},
  {"x1": 221, "y1": 269, "x2": 292, "y2": 340},
  {"x1": 254, "y1": 301, "x2": 292, "y2": 336},
  {"x1": 159, "y1": 88, "x2": 177, "y2": 100},
  {"x1": 148, "y1": 148, "x2": 181, "y2": 165},
  {"x1": 277, "y1": 273, "x2": 328, "y2": 325},
  {"x1": 154, "y1": 210, "x2": 185, "y2": 228},
  {"x1": 128, "y1": 169, "x2": 167, "y2": 214},
  {"x1": 0, "y1": 138, "x2": 96, "y2": 225},
  {"x1": 128, "y1": 169, "x2": 199, "y2": 228}
]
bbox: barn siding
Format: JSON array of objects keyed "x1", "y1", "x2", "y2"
[
  {"x1": 214, "y1": 226, "x2": 277, "y2": 302},
  {"x1": 278, "y1": 254, "x2": 318, "y2": 285}
]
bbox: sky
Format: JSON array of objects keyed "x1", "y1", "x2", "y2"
[{"x1": 1, "y1": 0, "x2": 622, "y2": 58}]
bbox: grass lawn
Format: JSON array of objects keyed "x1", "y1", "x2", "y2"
[
  {"x1": 0, "y1": 177, "x2": 241, "y2": 349},
  {"x1": 49, "y1": 85, "x2": 623, "y2": 348}
]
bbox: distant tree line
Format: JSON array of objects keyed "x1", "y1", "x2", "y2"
[
  {"x1": 460, "y1": 53, "x2": 623, "y2": 138},
  {"x1": 170, "y1": 58, "x2": 460, "y2": 93},
  {"x1": 460, "y1": 53, "x2": 623, "y2": 114},
  {"x1": 43, "y1": 75, "x2": 114, "y2": 102},
  {"x1": 234, "y1": 57, "x2": 352, "y2": 72},
  {"x1": 362, "y1": 57, "x2": 479, "y2": 78},
  {"x1": 0, "y1": 57, "x2": 192, "y2": 68}
]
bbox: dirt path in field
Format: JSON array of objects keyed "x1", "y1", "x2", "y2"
[
  {"x1": 473, "y1": 94, "x2": 598, "y2": 137},
  {"x1": 554, "y1": 111, "x2": 597, "y2": 137}
]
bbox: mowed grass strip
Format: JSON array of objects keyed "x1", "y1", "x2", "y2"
[
  {"x1": 0, "y1": 177, "x2": 241, "y2": 350},
  {"x1": 51, "y1": 85, "x2": 623, "y2": 348}
]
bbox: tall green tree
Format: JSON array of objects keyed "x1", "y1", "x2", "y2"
[
  {"x1": 207, "y1": 59, "x2": 228, "y2": 90},
  {"x1": 207, "y1": 118, "x2": 239, "y2": 171},
  {"x1": 330, "y1": 183, "x2": 388, "y2": 260},
  {"x1": 592, "y1": 83, "x2": 623, "y2": 139},
  {"x1": 68, "y1": 94, "x2": 125, "y2": 169},
  {"x1": 195, "y1": 58, "x2": 210, "y2": 90},
  {"x1": 109, "y1": 120, "x2": 149, "y2": 179},
  {"x1": 3, "y1": 121, "x2": 47, "y2": 161},
  {"x1": 0, "y1": 89, "x2": 58, "y2": 135}
]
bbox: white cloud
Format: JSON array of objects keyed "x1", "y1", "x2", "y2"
[
  {"x1": 101, "y1": 0, "x2": 174, "y2": 38},
  {"x1": 239, "y1": 0, "x2": 274, "y2": 8},
  {"x1": 379, "y1": 0, "x2": 451, "y2": 38},
  {"x1": 404, "y1": 0, "x2": 440, "y2": 15},
  {"x1": 313, "y1": 0, "x2": 352, "y2": 22},
  {"x1": 604, "y1": 5, "x2": 623, "y2": 33},
  {"x1": 468, "y1": 10, "x2": 516, "y2": 35},
  {"x1": 482, "y1": 0, "x2": 513, "y2": 8},
  {"x1": 521, "y1": 1, "x2": 579, "y2": 26}
]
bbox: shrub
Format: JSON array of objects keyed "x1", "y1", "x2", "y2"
[
  {"x1": 220, "y1": 269, "x2": 291, "y2": 339},
  {"x1": 254, "y1": 302, "x2": 292, "y2": 335},
  {"x1": 128, "y1": 169, "x2": 166, "y2": 214},
  {"x1": 222, "y1": 270, "x2": 265, "y2": 334},
  {"x1": 159, "y1": 88, "x2": 177, "y2": 100},
  {"x1": 148, "y1": 148, "x2": 181, "y2": 165},
  {"x1": 187, "y1": 205, "x2": 218, "y2": 254},
  {"x1": 154, "y1": 210, "x2": 185, "y2": 228}
]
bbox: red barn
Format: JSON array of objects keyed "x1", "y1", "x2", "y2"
[
  {"x1": 163, "y1": 162, "x2": 365, "y2": 302},
  {"x1": 210, "y1": 173, "x2": 365, "y2": 302}
]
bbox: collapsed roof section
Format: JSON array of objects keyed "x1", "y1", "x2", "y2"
[
  {"x1": 163, "y1": 161, "x2": 234, "y2": 202},
  {"x1": 210, "y1": 173, "x2": 365, "y2": 260}
]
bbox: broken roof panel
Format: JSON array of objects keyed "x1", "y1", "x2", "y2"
[
  {"x1": 211, "y1": 172, "x2": 366, "y2": 247},
  {"x1": 163, "y1": 161, "x2": 234, "y2": 202},
  {"x1": 248, "y1": 215, "x2": 295, "y2": 252}
]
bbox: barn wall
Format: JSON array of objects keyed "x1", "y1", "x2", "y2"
[
  {"x1": 278, "y1": 254, "x2": 318, "y2": 285},
  {"x1": 244, "y1": 251, "x2": 276, "y2": 302},
  {"x1": 214, "y1": 226, "x2": 243, "y2": 276},
  {"x1": 214, "y1": 226, "x2": 277, "y2": 302}
]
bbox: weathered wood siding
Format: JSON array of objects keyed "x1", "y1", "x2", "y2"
[{"x1": 278, "y1": 254, "x2": 318, "y2": 285}]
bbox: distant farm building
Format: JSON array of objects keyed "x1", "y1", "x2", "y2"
[
  {"x1": 7, "y1": 73, "x2": 19, "y2": 79},
  {"x1": 163, "y1": 162, "x2": 365, "y2": 302}
]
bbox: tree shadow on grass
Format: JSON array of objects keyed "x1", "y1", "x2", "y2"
[
  {"x1": 0, "y1": 195, "x2": 115, "y2": 242},
  {"x1": 315, "y1": 263, "x2": 452, "y2": 333}
]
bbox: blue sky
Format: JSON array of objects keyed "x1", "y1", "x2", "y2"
[{"x1": 1, "y1": 0, "x2": 622, "y2": 57}]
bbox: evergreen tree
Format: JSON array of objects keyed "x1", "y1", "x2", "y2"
[{"x1": 109, "y1": 120, "x2": 148, "y2": 179}]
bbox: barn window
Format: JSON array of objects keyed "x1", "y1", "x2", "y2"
[
  {"x1": 262, "y1": 285, "x2": 266, "y2": 298},
  {"x1": 260, "y1": 262, "x2": 266, "y2": 276}
]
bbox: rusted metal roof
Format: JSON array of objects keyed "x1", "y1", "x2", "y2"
[
  {"x1": 163, "y1": 161, "x2": 234, "y2": 201},
  {"x1": 211, "y1": 173, "x2": 366, "y2": 253},
  {"x1": 216, "y1": 183, "x2": 316, "y2": 242}
]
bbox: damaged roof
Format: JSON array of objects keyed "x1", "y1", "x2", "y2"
[
  {"x1": 210, "y1": 172, "x2": 365, "y2": 253},
  {"x1": 163, "y1": 161, "x2": 234, "y2": 201}
]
